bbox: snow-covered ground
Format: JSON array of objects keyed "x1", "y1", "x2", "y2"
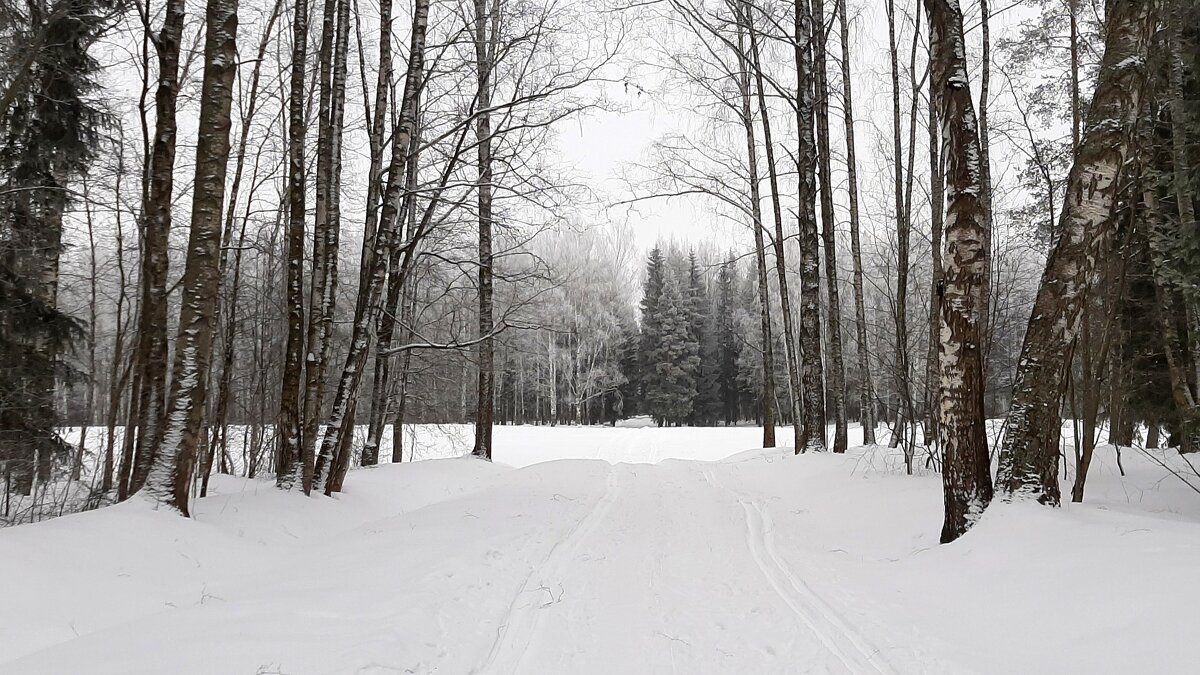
[{"x1": 2, "y1": 424, "x2": 1199, "y2": 674}]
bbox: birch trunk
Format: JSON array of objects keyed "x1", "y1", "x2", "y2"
[
  {"x1": 924, "y1": 0, "x2": 993, "y2": 543},
  {"x1": 997, "y1": 0, "x2": 1156, "y2": 505},
  {"x1": 361, "y1": 0, "x2": 398, "y2": 466},
  {"x1": 735, "y1": 9, "x2": 775, "y2": 449},
  {"x1": 924, "y1": 58, "x2": 944, "y2": 448},
  {"x1": 472, "y1": 0, "x2": 499, "y2": 461},
  {"x1": 316, "y1": 0, "x2": 430, "y2": 494},
  {"x1": 302, "y1": 0, "x2": 350, "y2": 484},
  {"x1": 143, "y1": 0, "x2": 239, "y2": 515},
  {"x1": 795, "y1": 0, "x2": 826, "y2": 452},
  {"x1": 128, "y1": 0, "x2": 186, "y2": 496}
]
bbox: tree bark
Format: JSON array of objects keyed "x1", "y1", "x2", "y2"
[
  {"x1": 885, "y1": 0, "x2": 912, "y2": 453},
  {"x1": 997, "y1": 0, "x2": 1156, "y2": 505},
  {"x1": 142, "y1": 0, "x2": 239, "y2": 515},
  {"x1": 924, "y1": 0, "x2": 993, "y2": 543},
  {"x1": 278, "y1": 0, "x2": 311, "y2": 492},
  {"x1": 361, "y1": 0, "x2": 398, "y2": 466},
  {"x1": 316, "y1": 0, "x2": 431, "y2": 493},
  {"x1": 735, "y1": 6, "x2": 775, "y2": 449},
  {"x1": 795, "y1": 0, "x2": 826, "y2": 452},
  {"x1": 924, "y1": 56, "x2": 944, "y2": 449},
  {"x1": 472, "y1": 0, "x2": 499, "y2": 461},
  {"x1": 303, "y1": 0, "x2": 351, "y2": 488},
  {"x1": 128, "y1": 0, "x2": 187, "y2": 496}
]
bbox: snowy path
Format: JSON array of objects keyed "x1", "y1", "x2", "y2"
[
  {"x1": 474, "y1": 461, "x2": 894, "y2": 675},
  {"x1": 5, "y1": 428, "x2": 1200, "y2": 674}
]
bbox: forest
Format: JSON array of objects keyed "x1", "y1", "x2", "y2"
[
  {"x1": 2, "y1": 0, "x2": 1200, "y2": 667},
  {"x1": 1, "y1": 0, "x2": 1198, "y2": 537},
  {"x1": 1, "y1": 0, "x2": 1200, "y2": 668}
]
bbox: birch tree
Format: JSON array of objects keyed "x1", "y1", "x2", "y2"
[
  {"x1": 998, "y1": 0, "x2": 1157, "y2": 505},
  {"x1": 923, "y1": 0, "x2": 993, "y2": 543},
  {"x1": 143, "y1": 0, "x2": 240, "y2": 515}
]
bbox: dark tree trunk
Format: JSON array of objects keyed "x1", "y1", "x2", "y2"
[
  {"x1": 813, "y1": 0, "x2": 847, "y2": 453},
  {"x1": 836, "y1": 0, "x2": 875, "y2": 445},
  {"x1": 278, "y1": 0, "x2": 311, "y2": 492},
  {"x1": 746, "y1": 1, "x2": 800, "y2": 452},
  {"x1": 472, "y1": 0, "x2": 497, "y2": 461},
  {"x1": 128, "y1": 0, "x2": 186, "y2": 497}
]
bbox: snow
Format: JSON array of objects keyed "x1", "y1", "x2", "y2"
[{"x1": 2, "y1": 425, "x2": 1199, "y2": 674}]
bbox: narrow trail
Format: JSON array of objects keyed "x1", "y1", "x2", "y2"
[
  {"x1": 702, "y1": 468, "x2": 895, "y2": 675},
  {"x1": 474, "y1": 464, "x2": 626, "y2": 675}
]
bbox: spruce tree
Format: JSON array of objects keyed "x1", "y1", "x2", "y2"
[
  {"x1": 686, "y1": 252, "x2": 717, "y2": 424},
  {"x1": 638, "y1": 247, "x2": 666, "y2": 416},
  {"x1": 715, "y1": 257, "x2": 742, "y2": 425},
  {"x1": 646, "y1": 273, "x2": 699, "y2": 425},
  {"x1": 0, "y1": 0, "x2": 106, "y2": 493}
]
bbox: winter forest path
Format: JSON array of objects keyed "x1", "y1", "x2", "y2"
[
  {"x1": 2, "y1": 441, "x2": 963, "y2": 675},
  {"x1": 7, "y1": 429, "x2": 1200, "y2": 674},
  {"x1": 472, "y1": 459, "x2": 897, "y2": 675}
]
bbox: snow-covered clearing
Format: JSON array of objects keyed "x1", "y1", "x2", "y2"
[{"x1": 2, "y1": 424, "x2": 1199, "y2": 674}]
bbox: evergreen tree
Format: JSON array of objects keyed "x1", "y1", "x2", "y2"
[
  {"x1": 685, "y1": 252, "x2": 717, "y2": 424},
  {"x1": 715, "y1": 257, "x2": 742, "y2": 425},
  {"x1": 0, "y1": 0, "x2": 107, "y2": 493},
  {"x1": 646, "y1": 273, "x2": 699, "y2": 425},
  {"x1": 638, "y1": 246, "x2": 666, "y2": 414},
  {"x1": 616, "y1": 314, "x2": 642, "y2": 417}
]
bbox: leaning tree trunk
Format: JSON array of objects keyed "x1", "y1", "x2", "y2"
[
  {"x1": 813, "y1": 0, "x2": 848, "y2": 453},
  {"x1": 277, "y1": 0, "x2": 310, "y2": 492},
  {"x1": 128, "y1": 0, "x2": 186, "y2": 497},
  {"x1": 746, "y1": 1, "x2": 800, "y2": 452},
  {"x1": 924, "y1": 0, "x2": 993, "y2": 544},
  {"x1": 315, "y1": 0, "x2": 430, "y2": 494},
  {"x1": 795, "y1": 0, "x2": 826, "y2": 452},
  {"x1": 836, "y1": 0, "x2": 875, "y2": 445},
  {"x1": 361, "y1": 0, "x2": 399, "y2": 467},
  {"x1": 142, "y1": 0, "x2": 239, "y2": 516},
  {"x1": 997, "y1": 0, "x2": 1156, "y2": 505}
]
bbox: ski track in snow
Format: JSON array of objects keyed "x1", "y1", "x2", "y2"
[
  {"x1": 702, "y1": 468, "x2": 894, "y2": 675},
  {"x1": 474, "y1": 464, "x2": 626, "y2": 675}
]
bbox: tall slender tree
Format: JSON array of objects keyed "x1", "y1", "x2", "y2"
[
  {"x1": 836, "y1": 0, "x2": 875, "y2": 444},
  {"x1": 746, "y1": 0, "x2": 801, "y2": 451},
  {"x1": 813, "y1": 0, "x2": 847, "y2": 452},
  {"x1": 472, "y1": 0, "x2": 498, "y2": 460},
  {"x1": 278, "y1": 0, "x2": 311, "y2": 491},
  {"x1": 795, "y1": 0, "x2": 826, "y2": 452}
]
